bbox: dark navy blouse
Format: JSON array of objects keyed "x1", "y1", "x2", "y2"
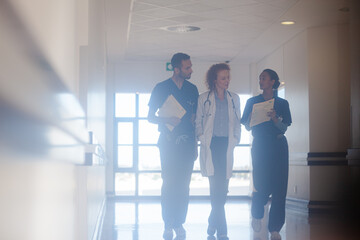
[{"x1": 241, "y1": 94, "x2": 292, "y2": 138}]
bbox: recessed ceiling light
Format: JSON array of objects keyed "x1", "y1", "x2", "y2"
[
  {"x1": 162, "y1": 25, "x2": 201, "y2": 33},
  {"x1": 281, "y1": 20, "x2": 295, "y2": 25}
]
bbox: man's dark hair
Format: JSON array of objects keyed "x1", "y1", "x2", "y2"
[{"x1": 171, "y1": 53, "x2": 190, "y2": 70}]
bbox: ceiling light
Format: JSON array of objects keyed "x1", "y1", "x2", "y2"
[
  {"x1": 281, "y1": 20, "x2": 295, "y2": 25},
  {"x1": 162, "y1": 25, "x2": 201, "y2": 33}
]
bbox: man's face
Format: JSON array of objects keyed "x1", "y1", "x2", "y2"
[{"x1": 176, "y1": 59, "x2": 193, "y2": 80}]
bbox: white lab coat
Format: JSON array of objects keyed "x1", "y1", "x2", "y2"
[{"x1": 195, "y1": 90, "x2": 241, "y2": 179}]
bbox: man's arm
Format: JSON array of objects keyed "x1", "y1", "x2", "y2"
[{"x1": 147, "y1": 107, "x2": 181, "y2": 127}]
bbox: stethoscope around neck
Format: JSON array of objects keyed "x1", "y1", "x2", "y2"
[{"x1": 203, "y1": 90, "x2": 240, "y2": 120}]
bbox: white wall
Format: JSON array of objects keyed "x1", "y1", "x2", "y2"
[
  {"x1": 8, "y1": 0, "x2": 79, "y2": 94},
  {"x1": 0, "y1": 1, "x2": 107, "y2": 239},
  {"x1": 308, "y1": 24, "x2": 351, "y2": 152}
]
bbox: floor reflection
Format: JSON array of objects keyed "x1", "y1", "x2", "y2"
[{"x1": 101, "y1": 199, "x2": 359, "y2": 240}]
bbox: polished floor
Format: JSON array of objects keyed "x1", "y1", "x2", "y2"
[{"x1": 101, "y1": 199, "x2": 359, "y2": 240}]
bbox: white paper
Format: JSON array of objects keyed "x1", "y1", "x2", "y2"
[
  {"x1": 157, "y1": 94, "x2": 186, "y2": 131},
  {"x1": 250, "y1": 99, "x2": 274, "y2": 127}
]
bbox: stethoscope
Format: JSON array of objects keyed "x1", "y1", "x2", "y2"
[{"x1": 203, "y1": 90, "x2": 240, "y2": 121}]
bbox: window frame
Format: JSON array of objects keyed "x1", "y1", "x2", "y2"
[{"x1": 113, "y1": 92, "x2": 252, "y2": 199}]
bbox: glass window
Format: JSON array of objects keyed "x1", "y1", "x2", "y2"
[
  {"x1": 115, "y1": 173, "x2": 136, "y2": 196},
  {"x1": 189, "y1": 173, "x2": 209, "y2": 196},
  {"x1": 239, "y1": 94, "x2": 252, "y2": 145},
  {"x1": 278, "y1": 87, "x2": 285, "y2": 99},
  {"x1": 228, "y1": 173, "x2": 251, "y2": 196},
  {"x1": 138, "y1": 146, "x2": 161, "y2": 170},
  {"x1": 233, "y1": 146, "x2": 251, "y2": 170},
  {"x1": 138, "y1": 120, "x2": 159, "y2": 144},
  {"x1": 193, "y1": 146, "x2": 200, "y2": 170},
  {"x1": 240, "y1": 125, "x2": 251, "y2": 144},
  {"x1": 139, "y1": 93, "x2": 151, "y2": 118},
  {"x1": 117, "y1": 146, "x2": 133, "y2": 168},
  {"x1": 114, "y1": 92, "x2": 253, "y2": 198},
  {"x1": 138, "y1": 173, "x2": 162, "y2": 196},
  {"x1": 117, "y1": 122, "x2": 133, "y2": 144},
  {"x1": 115, "y1": 93, "x2": 136, "y2": 117},
  {"x1": 240, "y1": 94, "x2": 251, "y2": 115}
]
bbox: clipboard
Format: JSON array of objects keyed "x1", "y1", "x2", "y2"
[
  {"x1": 250, "y1": 98, "x2": 274, "y2": 127},
  {"x1": 157, "y1": 94, "x2": 186, "y2": 131}
]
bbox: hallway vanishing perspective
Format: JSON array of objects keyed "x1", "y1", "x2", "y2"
[
  {"x1": 100, "y1": 200, "x2": 360, "y2": 240},
  {"x1": 1, "y1": 0, "x2": 360, "y2": 240}
]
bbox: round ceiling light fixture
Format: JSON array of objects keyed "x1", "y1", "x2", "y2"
[
  {"x1": 162, "y1": 25, "x2": 201, "y2": 33},
  {"x1": 281, "y1": 20, "x2": 295, "y2": 25}
]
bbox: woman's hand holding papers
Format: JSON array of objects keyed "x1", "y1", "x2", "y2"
[{"x1": 267, "y1": 108, "x2": 279, "y2": 124}]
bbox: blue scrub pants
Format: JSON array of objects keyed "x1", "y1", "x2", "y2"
[
  {"x1": 158, "y1": 134, "x2": 195, "y2": 230},
  {"x1": 251, "y1": 135, "x2": 289, "y2": 232},
  {"x1": 208, "y1": 136, "x2": 229, "y2": 237}
]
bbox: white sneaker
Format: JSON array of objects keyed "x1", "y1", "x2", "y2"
[
  {"x1": 174, "y1": 225, "x2": 186, "y2": 240},
  {"x1": 251, "y1": 218, "x2": 262, "y2": 232},
  {"x1": 163, "y1": 228, "x2": 173, "y2": 240},
  {"x1": 270, "y1": 231, "x2": 281, "y2": 240}
]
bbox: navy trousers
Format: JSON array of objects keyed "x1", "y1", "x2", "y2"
[
  {"x1": 158, "y1": 134, "x2": 195, "y2": 229},
  {"x1": 208, "y1": 136, "x2": 229, "y2": 237},
  {"x1": 251, "y1": 135, "x2": 289, "y2": 232}
]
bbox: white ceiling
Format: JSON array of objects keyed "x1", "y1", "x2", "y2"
[{"x1": 105, "y1": 0, "x2": 350, "y2": 63}]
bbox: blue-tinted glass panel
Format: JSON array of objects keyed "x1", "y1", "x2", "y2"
[
  {"x1": 228, "y1": 173, "x2": 251, "y2": 196},
  {"x1": 139, "y1": 93, "x2": 151, "y2": 118},
  {"x1": 189, "y1": 173, "x2": 209, "y2": 196},
  {"x1": 115, "y1": 93, "x2": 135, "y2": 117},
  {"x1": 138, "y1": 173, "x2": 161, "y2": 196},
  {"x1": 233, "y1": 146, "x2": 251, "y2": 170},
  {"x1": 117, "y1": 146, "x2": 133, "y2": 168},
  {"x1": 117, "y1": 122, "x2": 133, "y2": 144},
  {"x1": 138, "y1": 120, "x2": 159, "y2": 144},
  {"x1": 138, "y1": 146, "x2": 160, "y2": 170},
  {"x1": 115, "y1": 173, "x2": 135, "y2": 196}
]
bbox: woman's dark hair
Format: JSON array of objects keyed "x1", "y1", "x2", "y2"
[
  {"x1": 206, "y1": 63, "x2": 230, "y2": 91},
  {"x1": 263, "y1": 68, "x2": 280, "y2": 89}
]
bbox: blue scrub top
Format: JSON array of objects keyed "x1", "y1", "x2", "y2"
[
  {"x1": 241, "y1": 94, "x2": 292, "y2": 138},
  {"x1": 148, "y1": 78, "x2": 199, "y2": 138}
]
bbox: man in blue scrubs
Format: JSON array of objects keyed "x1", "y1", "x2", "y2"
[{"x1": 148, "y1": 53, "x2": 199, "y2": 240}]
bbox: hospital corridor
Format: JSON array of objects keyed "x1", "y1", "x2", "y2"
[{"x1": 0, "y1": 0, "x2": 359, "y2": 240}]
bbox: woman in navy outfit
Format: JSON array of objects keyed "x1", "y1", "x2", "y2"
[{"x1": 241, "y1": 69, "x2": 292, "y2": 240}]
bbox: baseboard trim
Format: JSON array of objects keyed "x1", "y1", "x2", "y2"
[
  {"x1": 347, "y1": 148, "x2": 360, "y2": 166},
  {"x1": 92, "y1": 197, "x2": 107, "y2": 240},
  {"x1": 286, "y1": 197, "x2": 343, "y2": 215},
  {"x1": 307, "y1": 152, "x2": 348, "y2": 166}
]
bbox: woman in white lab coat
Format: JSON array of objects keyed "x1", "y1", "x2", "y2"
[{"x1": 195, "y1": 63, "x2": 241, "y2": 240}]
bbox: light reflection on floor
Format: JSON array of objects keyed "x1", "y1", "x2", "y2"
[{"x1": 101, "y1": 200, "x2": 359, "y2": 240}]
